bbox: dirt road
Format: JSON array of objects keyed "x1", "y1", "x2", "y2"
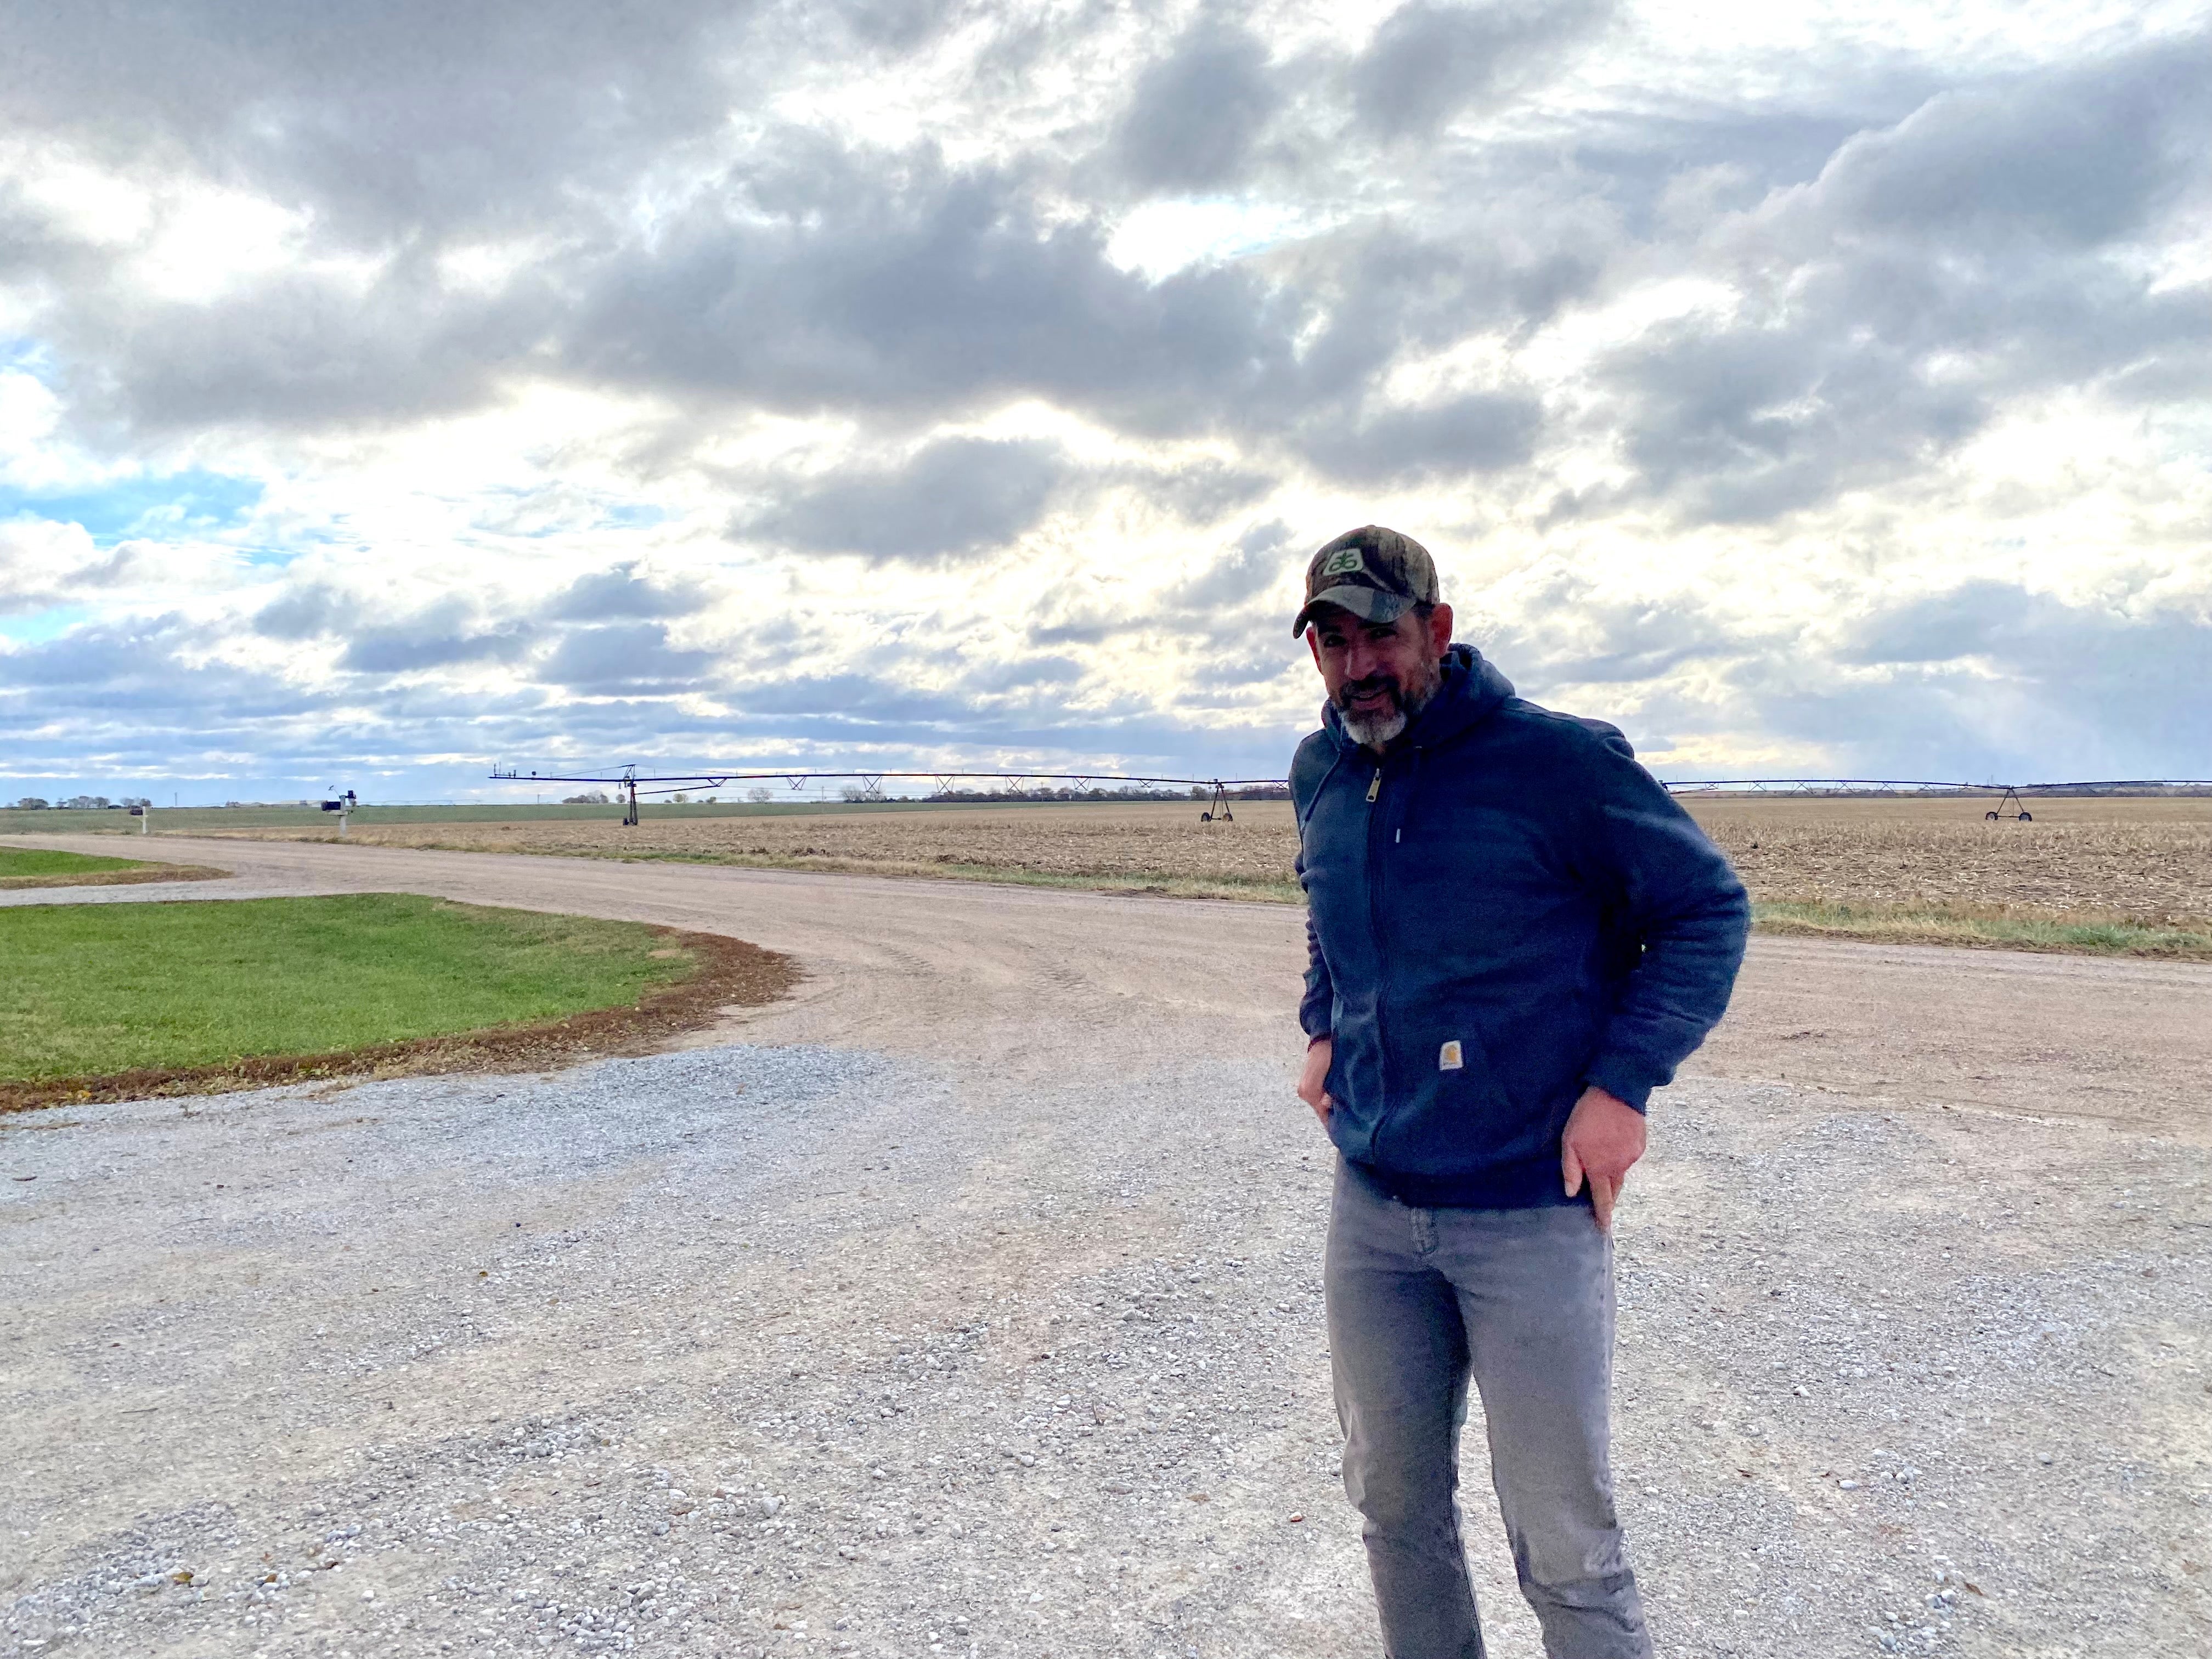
[
  {"x1": 5, "y1": 836, "x2": 2210, "y2": 1657},
  {"x1": 12, "y1": 833, "x2": 2212, "y2": 1135}
]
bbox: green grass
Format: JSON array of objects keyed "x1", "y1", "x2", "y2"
[
  {"x1": 0, "y1": 893, "x2": 694, "y2": 1083},
  {"x1": 1752, "y1": 900, "x2": 2212, "y2": 960},
  {"x1": 0, "y1": 847, "x2": 149, "y2": 880}
]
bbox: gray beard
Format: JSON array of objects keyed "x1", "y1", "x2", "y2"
[
  {"x1": 1335, "y1": 674, "x2": 1436, "y2": 749},
  {"x1": 1339, "y1": 705, "x2": 1409, "y2": 748}
]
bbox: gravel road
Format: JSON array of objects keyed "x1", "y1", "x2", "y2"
[{"x1": 4, "y1": 836, "x2": 2210, "y2": 1658}]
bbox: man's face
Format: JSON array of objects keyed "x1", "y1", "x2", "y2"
[{"x1": 1306, "y1": 601, "x2": 1455, "y2": 751}]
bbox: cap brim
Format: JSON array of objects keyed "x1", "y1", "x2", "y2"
[{"x1": 1291, "y1": 584, "x2": 1412, "y2": 638}]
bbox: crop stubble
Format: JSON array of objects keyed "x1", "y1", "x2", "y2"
[{"x1": 207, "y1": 794, "x2": 2212, "y2": 926}]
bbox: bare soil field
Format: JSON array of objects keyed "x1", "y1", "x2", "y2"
[
  {"x1": 1695, "y1": 795, "x2": 2212, "y2": 922},
  {"x1": 202, "y1": 801, "x2": 1312, "y2": 897},
  {"x1": 193, "y1": 794, "x2": 2212, "y2": 933}
]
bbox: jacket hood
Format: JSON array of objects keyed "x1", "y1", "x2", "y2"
[{"x1": 1319, "y1": 642, "x2": 1515, "y2": 755}]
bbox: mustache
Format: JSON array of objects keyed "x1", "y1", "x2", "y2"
[{"x1": 1336, "y1": 673, "x2": 1404, "y2": 706}]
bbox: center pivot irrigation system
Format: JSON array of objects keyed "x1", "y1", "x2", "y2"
[
  {"x1": 490, "y1": 766, "x2": 1283, "y2": 823},
  {"x1": 490, "y1": 766, "x2": 2212, "y2": 825}
]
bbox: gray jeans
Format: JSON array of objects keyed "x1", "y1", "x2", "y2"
[{"x1": 1325, "y1": 1157, "x2": 1650, "y2": 1659}]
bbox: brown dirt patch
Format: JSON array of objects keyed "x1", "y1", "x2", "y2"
[
  {"x1": 1689, "y1": 794, "x2": 2212, "y2": 921},
  {"x1": 0, "y1": 863, "x2": 228, "y2": 891},
  {"x1": 0, "y1": 925, "x2": 799, "y2": 1115}
]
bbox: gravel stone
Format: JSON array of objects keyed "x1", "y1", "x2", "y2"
[{"x1": 5, "y1": 1024, "x2": 2210, "y2": 1654}]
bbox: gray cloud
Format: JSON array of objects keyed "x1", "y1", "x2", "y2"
[
  {"x1": 561, "y1": 148, "x2": 1312, "y2": 437},
  {"x1": 538, "y1": 623, "x2": 716, "y2": 693},
  {"x1": 1114, "y1": 458, "x2": 1275, "y2": 524},
  {"x1": 747, "y1": 436, "x2": 1068, "y2": 563},
  {"x1": 1595, "y1": 33, "x2": 2212, "y2": 523},
  {"x1": 546, "y1": 564, "x2": 708, "y2": 622},
  {"x1": 1298, "y1": 390, "x2": 1543, "y2": 484},
  {"x1": 66, "y1": 266, "x2": 552, "y2": 433},
  {"x1": 1810, "y1": 46, "x2": 2207, "y2": 248},
  {"x1": 0, "y1": 1, "x2": 758, "y2": 240},
  {"x1": 1825, "y1": 587, "x2": 2212, "y2": 777},
  {"x1": 1111, "y1": 21, "x2": 1282, "y2": 193},
  {"x1": 1348, "y1": 0, "x2": 1615, "y2": 140},
  {"x1": 341, "y1": 602, "x2": 532, "y2": 674},
  {"x1": 1473, "y1": 575, "x2": 2212, "y2": 783},
  {"x1": 1170, "y1": 518, "x2": 1300, "y2": 613},
  {"x1": 251, "y1": 583, "x2": 346, "y2": 641}
]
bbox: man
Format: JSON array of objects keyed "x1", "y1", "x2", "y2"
[{"x1": 1290, "y1": 526, "x2": 1748, "y2": 1658}]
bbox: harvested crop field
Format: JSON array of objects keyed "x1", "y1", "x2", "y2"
[
  {"x1": 206, "y1": 802, "x2": 1314, "y2": 898},
  {"x1": 1695, "y1": 795, "x2": 2212, "y2": 921},
  {"x1": 197, "y1": 794, "x2": 2212, "y2": 929}
]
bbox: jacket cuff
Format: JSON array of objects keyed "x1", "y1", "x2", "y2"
[{"x1": 1582, "y1": 1055, "x2": 1657, "y2": 1114}]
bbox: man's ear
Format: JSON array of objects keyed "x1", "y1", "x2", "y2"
[
  {"x1": 1306, "y1": 625, "x2": 1324, "y2": 671},
  {"x1": 1428, "y1": 602, "x2": 1454, "y2": 656}
]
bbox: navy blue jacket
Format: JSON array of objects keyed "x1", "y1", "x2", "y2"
[{"x1": 1294, "y1": 644, "x2": 1749, "y2": 1209}]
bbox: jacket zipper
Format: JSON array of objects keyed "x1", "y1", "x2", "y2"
[{"x1": 1364, "y1": 760, "x2": 1394, "y2": 1165}]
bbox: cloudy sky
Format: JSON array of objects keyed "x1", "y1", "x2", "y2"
[{"x1": 2, "y1": 0, "x2": 2207, "y2": 801}]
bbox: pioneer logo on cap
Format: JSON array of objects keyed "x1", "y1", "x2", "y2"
[{"x1": 1292, "y1": 524, "x2": 1442, "y2": 638}]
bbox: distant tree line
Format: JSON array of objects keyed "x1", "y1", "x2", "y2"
[{"x1": 10, "y1": 795, "x2": 152, "y2": 810}]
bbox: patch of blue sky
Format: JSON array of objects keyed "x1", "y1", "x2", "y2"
[
  {"x1": 0, "y1": 605, "x2": 91, "y2": 644},
  {"x1": 0, "y1": 469, "x2": 264, "y2": 546},
  {"x1": 1, "y1": 336, "x2": 59, "y2": 379}
]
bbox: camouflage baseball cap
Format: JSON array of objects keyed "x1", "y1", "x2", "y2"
[{"x1": 1291, "y1": 525, "x2": 1440, "y2": 637}]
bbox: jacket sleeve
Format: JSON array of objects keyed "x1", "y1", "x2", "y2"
[
  {"x1": 1290, "y1": 730, "x2": 1339, "y2": 1040},
  {"x1": 1576, "y1": 744, "x2": 1750, "y2": 1111},
  {"x1": 1299, "y1": 878, "x2": 1335, "y2": 1040}
]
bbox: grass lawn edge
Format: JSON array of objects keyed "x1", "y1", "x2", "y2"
[
  {"x1": 1748, "y1": 900, "x2": 2212, "y2": 961},
  {"x1": 1, "y1": 921, "x2": 799, "y2": 1116},
  {"x1": 0, "y1": 863, "x2": 229, "y2": 891}
]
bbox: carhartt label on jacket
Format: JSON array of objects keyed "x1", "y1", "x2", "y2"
[{"x1": 1438, "y1": 1040, "x2": 1464, "y2": 1071}]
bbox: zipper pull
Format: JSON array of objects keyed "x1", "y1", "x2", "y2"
[{"x1": 1365, "y1": 770, "x2": 1381, "y2": 803}]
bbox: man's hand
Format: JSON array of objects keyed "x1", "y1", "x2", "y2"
[
  {"x1": 1297, "y1": 1036, "x2": 1334, "y2": 1128},
  {"x1": 1561, "y1": 1085, "x2": 1646, "y2": 1232}
]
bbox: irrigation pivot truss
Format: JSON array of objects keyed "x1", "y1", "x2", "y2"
[
  {"x1": 489, "y1": 766, "x2": 1291, "y2": 823},
  {"x1": 490, "y1": 765, "x2": 2212, "y2": 825}
]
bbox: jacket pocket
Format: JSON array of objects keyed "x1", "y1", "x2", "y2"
[
  {"x1": 1375, "y1": 1018, "x2": 1515, "y2": 1176},
  {"x1": 1324, "y1": 997, "x2": 1386, "y2": 1164}
]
